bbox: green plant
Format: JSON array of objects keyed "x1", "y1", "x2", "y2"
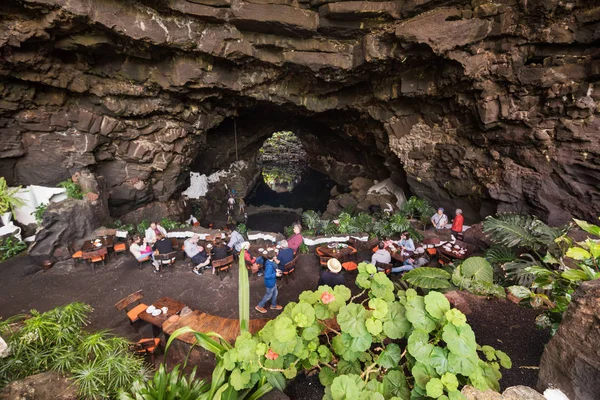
[
  {"x1": 0, "y1": 236, "x2": 27, "y2": 261},
  {"x1": 237, "y1": 223, "x2": 248, "y2": 235},
  {"x1": 119, "y1": 364, "x2": 209, "y2": 400},
  {"x1": 0, "y1": 302, "x2": 149, "y2": 398},
  {"x1": 58, "y1": 179, "x2": 84, "y2": 200},
  {"x1": 352, "y1": 213, "x2": 373, "y2": 233},
  {"x1": 298, "y1": 242, "x2": 309, "y2": 254},
  {"x1": 302, "y1": 210, "x2": 320, "y2": 231},
  {"x1": 0, "y1": 177, "x2": 25, "y2": 217},
  {"x1": 111, "y1": 220, "x2": 135, "y2": 235},
  {"x1": 452, "y1": 257, "x2": 505, "y2": 298},
  {"x1": 159, "y1": 218, "x2": 186, "y2": 231},
  {"x1": 337, "y1": 212, "x2": 358, "y2": 234},
  {"x1": 320, "y1": 220, "x2": 339, "y2": 236},
  {"x1": 31, "y1": 203, "x2": 48, "y2": 225},
  {"x1": 239, "y1": 250, "x2": 250, "y2": 333},
  {"x1": 136, "y1": 220, "x2": 150, "y2": 237},
  {"x1": 284, "y1": 225, "x2": 294, "y2": 237},
  {"x1": 182, "y1": 262, "x2": 511, "y2": 399},
  {"x1": 402, "y1": 267, "x2": 452, "y2": 289}
]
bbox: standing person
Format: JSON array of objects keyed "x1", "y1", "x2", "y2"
[
  {"x1": 129, "y1": 235, "x2": 153, "y2": 262},
  {"x1": 318, "y1": 258, "x2": 345, "y2": 288},
  {"x1": 255, "y1": 251, "x2": 283, "y2": 313},
  {"x1": 431, "y1": 208, "x2": 448, "y2": 230},
  {"x1": 226, "y1": 223, "x2": 245, "y2": 254},
  {"x1": 276, "y1": 240, "x2": 294, "y2": 271},
  {"x1": 227, "y1": 195, "x2": 235, "y2": 214},
  {"x1": 451, "y1": 209, "x2": 464, "y2": 239},
  {"x1": 145, "y1": 221, "x2": 167, "y2": 245},
  {"x1": 184, "y1": 234, "x2": 211, "y2": 275},
  {"x1": 287, "y1": 223, "x2": 304, "y2": 254},
  {"x1": 238, "y1": 197, "x2": 245, "y2": 215}
]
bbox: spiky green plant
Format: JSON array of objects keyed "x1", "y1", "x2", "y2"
[
  {"x1": 302, "y1": 210, "x2": 320, "y2": 231},
  {"x1": 119, "y1": 364, "x2": 210, "y2": 400}
]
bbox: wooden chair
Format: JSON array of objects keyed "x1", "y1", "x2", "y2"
[
  {"x1": 375, "y1": 261, "x2": 393, "y2": 275},
  {"x1": 282, "y1": 256, "x2": 298, "y2": 283},
  {"x1": 82, "y1": 247, "x2": 107, "y2": 274},
  {"x1": 213, "y1": 255, "x2": 234, "y2": 278},
  {"x1": 154, "y1": 251, "x2": 178, "y2": 270},
  {"x1": 114, "y1": 290, "x2": 147, "y2": 328},
  {"x1": 315, "y1": 247, "x2": 326, "y2": 257},
  {"x1": 71, "y1": 246, "x2": 83, "y2": 263},
  {"x1": 137, "y1": 254, "x2": 152, "y2": 269},
  {"x1": 130, "y1": 338, "x2": 161, "y2": 365},
  {"x1": 113, "y1": 231, "x2": 128, "y2": 256},
  {"x1": 319, "y1": 256, "x2": 332, "y2": 268}
]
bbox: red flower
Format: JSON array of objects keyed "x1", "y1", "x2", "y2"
[
  {"x1": 266, "y1": 349, "x2": 279, "y2": 360},
  {"x1": 321, "y1": 292, "x2": 336, "y2": 305}
]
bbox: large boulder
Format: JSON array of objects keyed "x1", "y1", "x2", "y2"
[
  {"x1": 461, "y1": 385, "x2": 546, "y2": 400},
  {"x1": 537, "y1": 279, "x2": 600, "y2": 400},
  {"x1": 0, "y1": 371, "x2": 77, "y2": 400}
]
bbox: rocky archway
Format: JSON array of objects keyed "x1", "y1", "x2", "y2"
[{"x1": 1, "y1": 0, "x2": 598, "y2": 226}]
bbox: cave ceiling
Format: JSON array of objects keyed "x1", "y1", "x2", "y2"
[{"x1": 0, "y1": 0, "x2": 599, "y2": 224}]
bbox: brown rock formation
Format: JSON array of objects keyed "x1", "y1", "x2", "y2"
[
  {"x1": 0, "y1": 0, "x2": 598, "y2": 224},
  {"x1": 537, "y1": 279, "x2": 600, "y2": 400}
]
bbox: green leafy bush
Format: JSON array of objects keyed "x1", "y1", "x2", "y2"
[
  {"x1": 31, "y1": 203, "x2": 48, "y2": 225},
  {"x1": 174, "y1": 262, "x2": 511, "y2": 398},
  {"x1": 237, "y1": 223, "x2": 248, "y2": 235},
  {"x1": 0, "y1": 303, "x2": 149, "y2": 398},
  {"x1": 58, "y1": 179, "x2": 83, "y2": 200},
  {"x1": 0, "y1": 177, "x2": 25, "y2": 217},
  {"x1": 119, "y1": 365, "x2": 209, "y2": 399},
  {"x1": 111, "y1": 220, "x2": 135, "y2": 235},
  {"x1": 136, "y1": 220, "x2": 150, "y2": 237},
  {"x1": 159, "y1": 217, "x2": 186, "y2": 231},
  {"x1": 298, "y1": 242, "x2": 309, "y2": 254},
  {"x1": 0, "y1": 237, "x2": 27, "y2": 261}
]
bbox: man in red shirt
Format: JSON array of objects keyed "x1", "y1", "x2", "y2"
[{"x1": 451, "y1": 209, "x2": 464, "y2": 239}]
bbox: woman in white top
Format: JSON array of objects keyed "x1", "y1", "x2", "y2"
[
  {"x1": 129, "y1": 235, "x2": 153, "y2": 260},
  {"x1": 145, "y1": 221, "x2": 167, "y2": 245}
]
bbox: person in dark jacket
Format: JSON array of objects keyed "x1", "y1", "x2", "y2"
[
  {"x1": 255, "y1": 251, "x2": 283, "y2": 313},
  {"x1": 276, "y1": 240, "x2": 294, "y2": 271},
  {"x1": 151, "y1": 233, "x2": 174, "y2": 273},
  {"x1": 318, "y1": 258, "x2": 346, "y2": 288}
]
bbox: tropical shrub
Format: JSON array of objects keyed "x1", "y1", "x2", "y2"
[
  {"x1": 172, "y1": 262, "x2": 511, "y2": 399},
  {"x1": 298, "y1": 242, "x2": 309, "y2": 254},
  {"x1": 111, "y1": 219, "x2": 135, "y2": 235},
  {"x1": 237, "y1": 223, "x2": 248, "y2": 235},
  {"x1": 58, "y1": 179, "x2": 84, "y2": 200},
  {"x1": 119, "y1": 365, "x2": 209, "y2": 400},
  {"x1": 159, "y1": 217, "x2": 187, "y2": 231},
  {"x1": 0, "y1": 302, "x2": 149, "y2": 398},
  {"x1": 0, "y1": 236, "x2": 27, "y2": 261},
  {"x1": 31, "y1": 203, "x2": 48, "y2": 225},
  {"x1": 451, "y1": 257, "x2": 505, "y2": 298},
  {"x1": 0, "y1": 177, "x2": 25, "y2": 217},
  {"x1": 136, "y1": 220, "x2": 150, "y2": 237}
]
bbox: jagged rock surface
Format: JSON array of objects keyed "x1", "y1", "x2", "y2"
[
  {"x1": 537, "y1": 279, "x2": 600, "y2": 400},
  {"x1": 0, "y1": 0, "x2": 599, "y2": 224}
]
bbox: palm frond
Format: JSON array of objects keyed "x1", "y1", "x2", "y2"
[
  {"x1": 302, "y1": 210, "x2": 320, "y2": 230},
  {"x1": 500, "y1": 253, "x2": 538, "y2": 286},
  {"x1": 320, "y1": 220, "x2": 339, "y2": 236},
  {"x1": 485, "y1": 246, "x2": 517, "y2": 265},
  {"x1": 483, "y1": 213, "x2": 549, "y2": 251}
]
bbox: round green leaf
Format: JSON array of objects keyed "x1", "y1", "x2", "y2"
[
  {"x1": 441, "y1": 372, "x2": 459, "y2": 392},
  {"x1": 302, "y1": 324, "x2": 321, "y2": 341},
  {"x1": 407, "y1": 329, "x2": 434, "y2": 363},
  {"x1": 332, "y1": 333, "x2": 362, "y2": 361},
  {"x1": 426, "y1": 378, "x2": 444, "y2": 398},
  {"x1": 315, "y1": 304, "x2": 333, "y2": 320},
  {"x1": 274, "y1": 317, "x2": 297, "y2": 342},
  {"x1": 461, "y1": 257, "x2": 493, "y2": 283},
  {"x1": 382, "y1": 302, "x2": 411, "y2": 339},
  {"x1": 429, "y1": 346, "x2": 449, "y2": 375},
  {"x1": 377, "y1": 343, "x2": 402, "y2": 369},
  {"x1": 337, "y1": 359, "x2": 362, "y2": 375},
  {"x1": 424, "y1": 291, "x2": 451, "y2": 320},
  {"x1": 406, "y1": 297, "x2": 436, "y2": 332},
  {"x1": 382, "y1": 370, "x2": 410, "y2": 399},
  {"x1": 495, "y1": 350, "x2": 512, "y2": 369},
  {"x1": 291, "y1": 303, "x2": 315, "y2": 327},
  {"x1": 411, "y1": 363, "x2": 432, "y2": 389},
  {"x1": 366, "y1": 317, "x2": 383, "y2": 336},
  {"x1": 319, "y1": 366, "x2": 336, "y2": 386},
  {"x1": 444, "y1": 309, "x2": 467, "y2": 326},
  {"x1": 337, "y1": 303, "x2": 369, "y2": 338},
  {"x1": 350, "y1": 333, "x2": 372, "y2": 352},
  {"x1": 368, "y1": 298, "x2": 389, "y2": 319},
  {"x1": 442, "y1": 324, "x2": 477, "y2": 356},
  {"x1": 447, "y1": 352, "x2": 477, "y2": 376},
  {"x1": 331, "y1": 374, "x2": 365, "y2": 400}
]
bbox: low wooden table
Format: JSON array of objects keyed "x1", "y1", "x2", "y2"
[
  {"x1": 81, "y1": 236, "x2": 114, "y2": 252},
  {"x1": 317, "y1": 245, "x2": 356, "y2": 263},
  {"x1": 138, "y1": 297, "x2": 186, "y2": 328},
  {"x1": 163, "y1": 310, "x2": 269, "y2": 344}
]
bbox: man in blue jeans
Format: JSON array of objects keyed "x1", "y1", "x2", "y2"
[{"x1": 255, "y1": 251, "x2": 283, "y2": 313}]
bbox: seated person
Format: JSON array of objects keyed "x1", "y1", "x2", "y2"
[
  {"x1": 396, "y1": 231, "x2": 415, "y2": 254},
  {"x1": 287, "y1": 223, "x2": 304, "y2": 254},
  {"x1": 184, "y1": 234, "x2": 211, "y2": 275},
  {"x1": 226, "y1": 223, "x2": 245, "y2": 254},
  {"x1": 276, "y1": 240, "x2": 294, "y2": 271},
  {"x1": 241, "y1": 242, "x2": 265, "y2": 275},
  {"x1": 129, "y1": 235, "x2": 153, "y2": 262},
  {"x1": 212, "y1": 238, "x2": 229, "y2": 260},
  {"x1": 145, "y1": 221, "x2": 167, "y2": 245},
  {"x1": 152, "y1": 233, "x2": 174, "y2": 272},
  {"x1": 391, "y1": 258, "x2": 416, "y2": 274},
  {"x1": 318, "y1": 258, "x2": 345, "y2": 288},
  {"x1": 371, "y1": 241, "x2": 392, "y2": 265}
]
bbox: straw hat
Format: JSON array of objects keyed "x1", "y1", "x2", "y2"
[
  {"x1": 327, "y1": 258, "x2": 342, "y2": 273},
  {"x1": 241, "y1": 241, "x2": 250, "y2": 250}
]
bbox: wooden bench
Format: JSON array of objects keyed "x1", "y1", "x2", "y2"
[
  {"x1": 282, "y1": 256, "x2": 298, "y2": 283},
  {"x1": 114, "y1": 290, "x2": 147, "y2": 330},
  {"x1": 162, "y1": 310, "x2": 269, "y2": 345},
  {"x1": 154, "y1": 251, "x2": 178, "y2": 270}
]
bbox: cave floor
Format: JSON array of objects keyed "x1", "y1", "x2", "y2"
[{"x1": 0, "y1": 250, "x2": 549, "y2": 395}]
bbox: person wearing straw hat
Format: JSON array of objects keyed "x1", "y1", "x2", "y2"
[{"x1": 318, "y1": 258, "x2": 346, "y2": 288}]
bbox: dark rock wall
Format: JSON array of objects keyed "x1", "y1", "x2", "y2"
[{"x1": 0, "y1": 0, "x2": 599, "y2": 224}]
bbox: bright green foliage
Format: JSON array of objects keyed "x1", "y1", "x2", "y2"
[
  {"x1": 182, "y1": 262, "x2": 512, "y2": 400},
  {"x1": 58, "y1": 179, "x2": 84, "y2": 199},
  {"x1": 158, "y1": 217, "x2": 187, "y2": 231},
  {"x1": 0, "y1": 177, "x2": 25, "y2": 216},
  {"x1": 31, "y1": 203, "x2": 48, "y2": 225},
  {"x1": 239, "y1": 250, "x2": 250, "y2": 332},
  {"x1": 0, "y1": 303, "x2": 149, "y2": 398},
  {"x1": 451, "y1": 258, "x2": 506, "y2": 298},
  {"x1": 136, "y1": 220, "x2": 150, "y2": 237},
  {"x1": 119, "y1": 364, "x2": 209, "y2": 400},
  {"x1": 402, "y1": 267, "x2": 452, "y2": 289},
  {"x1": 0, "y1": 236, "x2": 27, "y2": 261}
]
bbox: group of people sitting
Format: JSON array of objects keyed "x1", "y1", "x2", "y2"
[{"x1": 371, "y1": 231, "x2": 429, "y2": 274}]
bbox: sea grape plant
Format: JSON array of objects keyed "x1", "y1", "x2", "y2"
[{"x1": 214, "y1": 262, "x2": 511, "y2": 399}]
